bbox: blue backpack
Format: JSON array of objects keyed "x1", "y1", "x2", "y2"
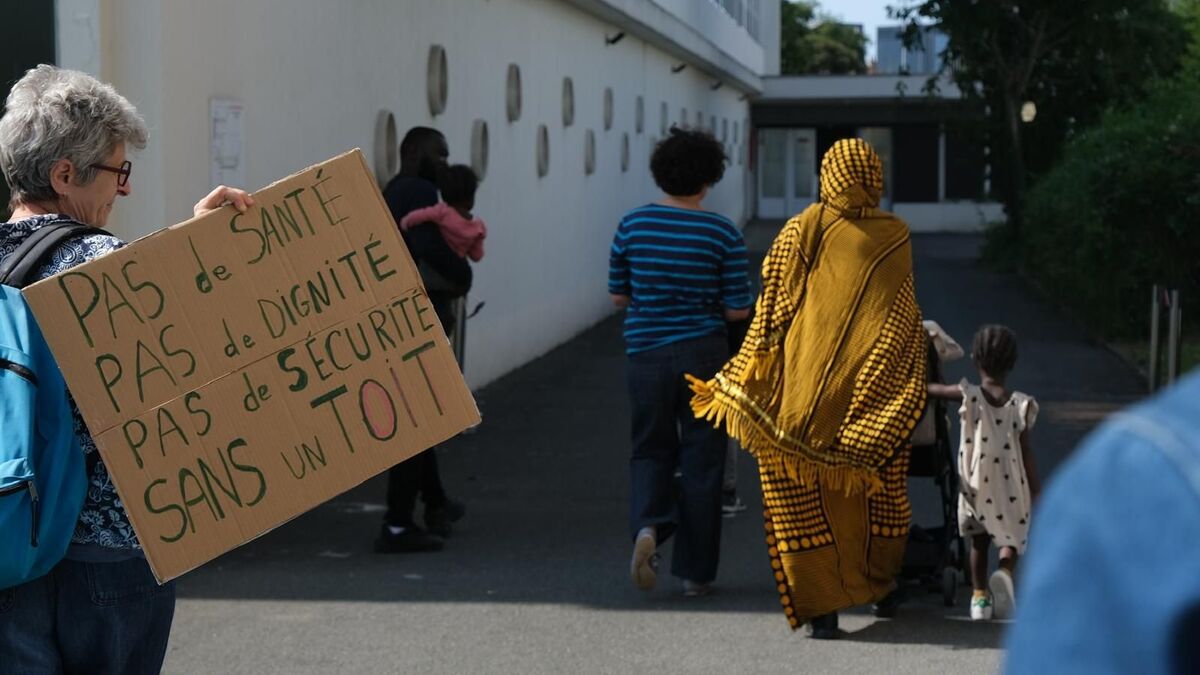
[{"x1": 0, "y1": 222, "x2": 102, "y2": 590}]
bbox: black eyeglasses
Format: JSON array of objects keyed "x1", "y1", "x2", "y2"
[{"x1": 91, "y1": 160, "x2": 132, "y2": 186}]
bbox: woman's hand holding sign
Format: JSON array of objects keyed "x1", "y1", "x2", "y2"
[{"x1": 194, "y1": 185, "x2": 256, "y2": 217}]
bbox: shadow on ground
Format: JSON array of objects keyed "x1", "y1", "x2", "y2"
[{"x1": 842, "y1": 604, "x2": 1006, "y2": 649}]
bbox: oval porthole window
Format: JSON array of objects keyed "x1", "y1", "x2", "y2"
[
  {"x1": 584, "y1": 129, "x2": 596, "y2": 175},
  {"x1": 603, "y1": 88, "x2": 614, "y2": 131},
  {"x1": 536, "y1": 124, "x2": 550, "y2": 177},
  {"x1": 562, "y1": 77, "x2": 575, "y2": 127},
  {"x1": 635, "y1": 96, "x2": 644, "y2": 134},
  {"x1": 660, "y1": 102, "x2": 668, "y2": 135},
  {"x1": 471, "y1": 119, "x2": 489, "y2": 181},
  {"x1": 427, "y1": 45, "x2": 448, "y2": 116},
  {"x1": 506, "y1": 64, "x2": 522, "y2": 123},
  {"x1": 697, "y1": 111, "x2": 704, "y2": 128},
  {"x1": 373, "y1": 109, "x2": 398, "y2": 186},
  {"x1": 722, "y1": 118, "x2": 729, "y2": 143},
  {"x1": 621, "y1": 133, "x2": 630, "y2": 173},
  {"x1": 710, "y1": 115, "x2": 716, "y2": 132},
  {"x1": 680, "y1": 107, "x2": 688, "y2": 127},
  {"x1": 733, "y1": 120, "x2": 739, "y2": 144}
]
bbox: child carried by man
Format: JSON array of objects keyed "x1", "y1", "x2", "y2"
[{"x1": 400, "y1": 164, "x2": 486, "y2": 263}]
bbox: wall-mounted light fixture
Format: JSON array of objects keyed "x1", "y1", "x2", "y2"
[
  {"x1": 506, "y1": 63, "x2": 522, "y2": 122},
  {"x1": 427, "y1": 45, "x2": 448, "y2": 116},
  {"x1": 536, "y1": 124, "x2": 550, "y2": 178},
  {"x1": 471, "y1": 119, "x2": 489, "y2": 181},
  {"x1": 603, "y1": 88, "x2": 614, "y2": 131},
  {"x1": 562, "y1": 77, "x2": 575, "y2": 127},
  {"x1": 710, "y1": 81, "x2": 723, "y2": 91},
  {"x1": 605, "y1": 31, "x2": 626, "y2": 45},
  {"x1": 671, "y1": 63, "x2": 687, "y2": 74},
  {"x1": 373, "y1": 110, "x2": 398, "y2": 186},
  {"x1": 584, "y1": 129, "x2": 596, "y2": 175}
]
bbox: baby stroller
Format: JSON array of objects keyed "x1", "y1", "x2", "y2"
[{"x1": 895, "y1": 321, "x2": 967, "y2": 607}]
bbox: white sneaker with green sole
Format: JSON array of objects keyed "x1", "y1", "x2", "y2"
[
  {"x1": 970, "y1": 593, "x2": 994, "y2": 621},
  {"x1": 989, "y1": 569, "x2": 1016, "y2": 619}
]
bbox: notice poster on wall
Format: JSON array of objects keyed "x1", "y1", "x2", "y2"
[
  {"x1": 24, "y1": 149, "x2": 480, "y2": 582},
  {"x1": 210, "y1": 97, "x2": 245, "y2": 190}
]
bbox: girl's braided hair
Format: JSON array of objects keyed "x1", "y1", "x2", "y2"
[{"x1": 972, "y1": 324, "x2": 1018, "y2": 378}]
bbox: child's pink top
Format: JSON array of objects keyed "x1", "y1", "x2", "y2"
[{"x1": 399, "y1": 202, "x2": 487, "y2": 262}]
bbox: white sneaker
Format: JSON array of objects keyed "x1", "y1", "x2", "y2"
[
  {"x1": 630, "y1": 527, "x2": 659, "y2": 591},
  {"x1": 969, "y1": 593, "x2": 994, "y2": 621},
  {"x1": 989, "y1": 569, "x2": 1016, "y2": 619}
]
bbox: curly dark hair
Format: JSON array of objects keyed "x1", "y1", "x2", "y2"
[
  {"x1": 650, "y1": 126, "x2": 727, "y2": 197},
  {"x1": 437, "y1": 164, "x2": 479, "y2": 211},
  {"x1": 972, "y1": 324, "x2": 1018, "y2": 378}
]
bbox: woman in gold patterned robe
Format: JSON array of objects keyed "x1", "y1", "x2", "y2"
[{"x1": 689, "y1": 138, "x2": 926, "y2": 638}]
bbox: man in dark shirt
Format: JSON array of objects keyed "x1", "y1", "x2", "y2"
[{"x1": 376, "y1": 127, "x2": 469, "y2": 553}]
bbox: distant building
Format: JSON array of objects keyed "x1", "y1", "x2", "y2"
[
  {"x1": 750, "y1": 26, "x2": 1000, "y2": 233},
  {"x1": 876, "y1": 25, "x2": 948, "y2": 76},
  {"x1": 710, "y1": 0, "x2": 767, "y2": 42}
]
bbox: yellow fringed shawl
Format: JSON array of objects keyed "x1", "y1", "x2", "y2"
[{"x1": 688, "y1": 139, "x2": 927, "y2": 495}]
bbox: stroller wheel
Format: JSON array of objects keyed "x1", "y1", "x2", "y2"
[{"x1": 942, "y1": 567, "x2": 958, "y2": 607}]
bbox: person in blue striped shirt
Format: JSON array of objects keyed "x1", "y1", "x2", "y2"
[{"x1": 610, "y1": 127, "x2": 752, "y2": 597}]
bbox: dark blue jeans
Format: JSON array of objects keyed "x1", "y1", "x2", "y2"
[
  {"x1": 0, "y1": 556, "x2": 175, "y2": 675},
  {"x1": 627, "y1": 334, "x2": 728, "y2": 584}
]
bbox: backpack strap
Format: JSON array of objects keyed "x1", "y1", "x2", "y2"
[{"x1": 0, "y1": 222, "x2": 108, "y2": 289}]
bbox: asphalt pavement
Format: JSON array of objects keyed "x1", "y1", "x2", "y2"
[{"x1": 163, "y1": 223, "x2": 1145, "y2": 674}]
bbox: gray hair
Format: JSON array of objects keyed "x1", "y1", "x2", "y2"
[{"x1": 0, "y1": 64, "x2": 148, "y2": 206}]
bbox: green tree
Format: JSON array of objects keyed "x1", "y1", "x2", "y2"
[
  {"x1": 1181, "y1": 0, "x2": 1200, "y2": 76},
  {"x1": 1007, "y1": 0, "x2": 1200, "y2": 339},
  {"x1": 891, "y1": 1, "x2": 1186, "y2": 232},
  {"x1": 781, "y1": 1, "x2": 868, "y2": 75}
]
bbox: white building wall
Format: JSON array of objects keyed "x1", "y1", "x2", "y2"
[{"x1": 55, "y1": 0, "x2": 759, "y2": 390}]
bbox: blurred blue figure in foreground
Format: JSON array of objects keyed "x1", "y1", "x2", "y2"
[{"x1": 1005, "y1": 372, "x2": 1200, "y2": 674}]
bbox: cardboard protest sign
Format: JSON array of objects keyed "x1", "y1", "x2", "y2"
[{"x1": 23, "y1": 149, "x2": 479, "y2": 582}]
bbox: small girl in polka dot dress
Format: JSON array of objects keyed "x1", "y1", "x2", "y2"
[{"x1": 928, "y1": 324, "x2": 1042, "y2": 622}]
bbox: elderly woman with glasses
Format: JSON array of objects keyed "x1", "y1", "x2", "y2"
[{"x1": 0, "y1": 64, "x2": 253, "y2": 673}]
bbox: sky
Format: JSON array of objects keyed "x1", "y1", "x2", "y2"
[{"x1": 812, "y1": 0, "x2": 902, "y2": 61}]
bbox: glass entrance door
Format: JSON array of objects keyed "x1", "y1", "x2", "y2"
[
  {"x1": 858, "y1": 127, "x2": 893, "y2": 211},
  {"x1": 757, "y1": 128, "x2": 816, "y2": 219},
  {"x1": 790, "y1": 129, "x2": 816, "y2": 213},
  {"x1": 757, "y1": 128, "x2": 787, "y2": 218}
]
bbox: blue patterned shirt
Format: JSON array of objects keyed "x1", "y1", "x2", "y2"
[
  {"x1": 0, "y1": 214, "x2": 139, "y2": 551},
  {"x1": 608, "y1": 204, "x2": 752, "y2": 355}
]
